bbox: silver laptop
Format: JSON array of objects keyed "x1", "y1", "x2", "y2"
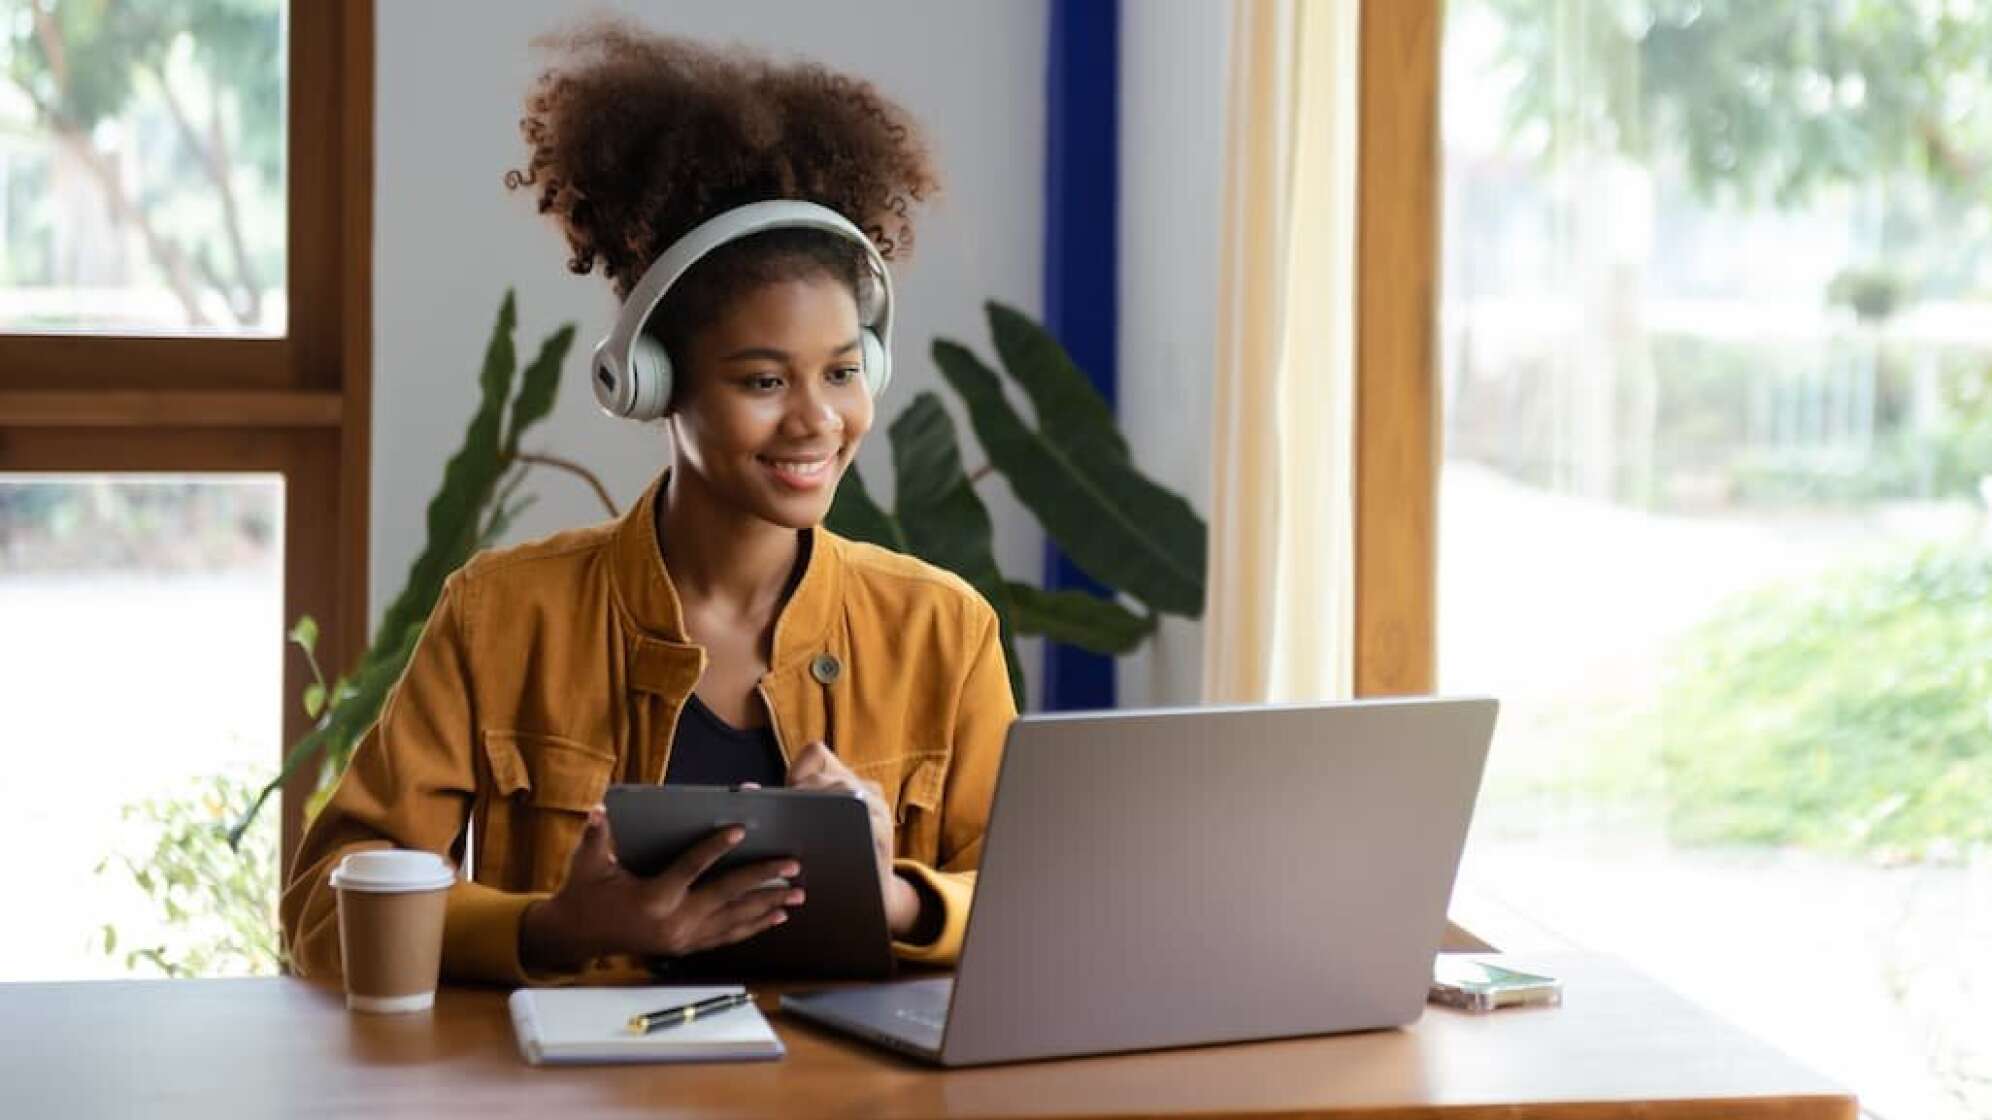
[{"x1": 781, "y1": 696, "x2": 1497, "y2": 1066}]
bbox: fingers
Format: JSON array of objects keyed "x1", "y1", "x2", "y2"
[
  {"x1": 567, "y1": 805, "x2": 619, "y2": 883},
  {"x1": 789, "y1": 762, "x2": 863, "y2": 797},
  {"x1": 696, "y1": 857, "x2": 801, "y2": 904},
  {"x1": 673, "y1": 882, "x2": 804, "y2": 957},
  {"x1": 651, "y1": 825, "x2": 745, "y2": 897},
  {"x1": 786, "y1": 740, "x2": 835, "y2": 784},
  {"x1": 790, "y1": 769, "x2": 856, "y2": 794},
  {"x1": 689, "y1": 904, "x2": 791, "y2": 954},
  {"x1": 707, "y1": 884, "x2": 804, "y2": 931},
  {"x1": 792, "y1": 768, "x2": 883, "y2": 819},
  {"x1": 788, "y1": 769, "x2": 894, "y2": 878}
]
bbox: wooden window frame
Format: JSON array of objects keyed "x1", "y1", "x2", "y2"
[
  {"x1": 0, "y1": 0, "x2": 373, "y2": 870},
  {"x1": 1355, "y1": 0, "x2": 1440, "y2": 698}
]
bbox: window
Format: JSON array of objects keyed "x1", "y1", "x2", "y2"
[
  {"x1": 1439, "y1": 2, "x2": 1988, "y2": 1115},
  {"x1": 0, "y1": 1, "x2": 370, "y2": 980},
  {"x1": 0, "y1": 4, "x2": 287, "y2": 336},
  {"x1": 0, "y1": 476, "x2": 282, "y2": 979}
]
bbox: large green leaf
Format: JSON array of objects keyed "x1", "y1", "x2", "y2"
[
  {"x1": 1005, "y1": 582, "x2": 1155, "y2": 655},
  {"x1": 888, "y1": 396, "x2": 1027, "y2": 707},
  {"x1": 891, "y1": 394, "x2": 969, "y2": 509},
  {"x1": 984, "y1": 305, "x2": 1208, "y2": 602},
  {"x1": 986, "y1": 301, "x2": 1130, "y2": 462},
  {"x1": 824, "y1": 466, "x2": 907, "y2": 552},
  {"x1": 504, "y1": 323, "x2": 577, "y2": 455},
  {"x1": 891, "y1": 396, "x2": 1005, "y2": 598},
  {"x1": 376, "y1": 289, "x2": 518, "y2": 650},
  {"x1": 934, "y1": 339, "x2": 1205, "y2": 616}
]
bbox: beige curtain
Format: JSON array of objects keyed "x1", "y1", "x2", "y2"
[{"x1": 1203, "y1": 0, "x2": 1361, "y2": 704}]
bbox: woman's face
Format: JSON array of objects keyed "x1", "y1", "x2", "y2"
[{"x1": 669, "y1": 272, "x2": 874, "y2": 530}]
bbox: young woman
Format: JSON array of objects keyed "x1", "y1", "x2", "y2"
[{"x1": 281, "y1": 25, "x2": 1015, "y2": 984}]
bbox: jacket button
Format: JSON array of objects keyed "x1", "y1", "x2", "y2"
[{"x1": 811, "y1": 652, "x2": 842, "y2": 685}]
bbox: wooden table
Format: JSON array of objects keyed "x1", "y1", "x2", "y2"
[{"x1": 0, "y1": 954, "x2": 1855, "y2": 1119}]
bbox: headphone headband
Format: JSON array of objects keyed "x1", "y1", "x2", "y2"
[{"x1": 591, "y1": 199, "x2": 895, "y2": 420}]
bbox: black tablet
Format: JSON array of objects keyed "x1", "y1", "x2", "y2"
[{"x1": 603, "y1": 784, "x2": 893, "y2": 980}]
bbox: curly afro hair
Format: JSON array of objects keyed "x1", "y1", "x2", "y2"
[{"x1": 505, "y1": 21, "x2": 940, "y2": 375}]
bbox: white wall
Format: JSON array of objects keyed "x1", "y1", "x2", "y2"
[
  {"x1": 372, "y1": 0, "x2": 1049, "y2": 696},
  {"x1": 1117, "y1": 0, "x2": 1229, "y2": 707},
  {"x1": 374, "y1": 0, "x2": 1227, "y2": 712}
]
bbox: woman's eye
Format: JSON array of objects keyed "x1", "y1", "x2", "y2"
[
  {"x1": 827, "y1": 366, "x2": 860, "y2": 385},
  {"x1": 747, "y1": 374, "x2": 784, "y2": 391}
]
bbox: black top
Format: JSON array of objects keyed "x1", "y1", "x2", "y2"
[
  {"x1": 652, "y1": 521, "x2": 810, "y2": 791},
  {"x1": 663, "y1": 693, "x2": 787, "y2": 789}
]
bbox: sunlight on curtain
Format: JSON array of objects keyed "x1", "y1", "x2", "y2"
[{"x1": 1204, "y1": 0, "x2": 1360, "y2": 704}]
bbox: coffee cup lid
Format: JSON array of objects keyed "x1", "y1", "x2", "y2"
[{"x1": 330, "y1": 849, "x2": 455, "y2": 894}]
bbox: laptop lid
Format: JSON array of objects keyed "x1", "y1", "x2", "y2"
[{"x1": 937, "y1": 697, "x2": 1496, "y2": 1066}]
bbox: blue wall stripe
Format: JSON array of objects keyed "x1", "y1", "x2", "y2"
[{"x1": 1041, "y1": 0, "x2": 1119, "y2": 712}]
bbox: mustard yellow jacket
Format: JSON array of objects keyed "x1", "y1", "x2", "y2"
[{"x1": 281, "y1": 474, "x2": 1016, "y2": 984}]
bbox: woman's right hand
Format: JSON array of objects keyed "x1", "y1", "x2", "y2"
[{"x1": 520, "y1": 806, "x2": 803, "y2": 974}]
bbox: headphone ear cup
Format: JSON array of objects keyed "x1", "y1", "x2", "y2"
[
  {"x1": 628, "y1": 334, "x2": 674, "y2": 421},
  {"x1": 591, "y1": 342, "x2": 629, "y2": 418},
  {"x1": 855, "y1": 272, "x2": 884, "y2": 324},
  {"x1": 860, "y1": 328, "x2": 890, "y2": 398}
]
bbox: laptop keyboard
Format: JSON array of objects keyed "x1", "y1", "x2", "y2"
[{"x1": 890, "y1": 978, "x2": 953, "y2": 1032}]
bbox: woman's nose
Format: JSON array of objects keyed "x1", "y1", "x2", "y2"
[{"x1": 784, "y1": 382, "x2": 844, "y2": 437}]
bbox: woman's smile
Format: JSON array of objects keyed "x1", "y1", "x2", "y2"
[{"x1": 758, "y1": 450, "x2": 839, "y2": 491}]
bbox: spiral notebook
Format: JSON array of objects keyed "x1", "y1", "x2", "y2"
[{"x1": 508, "y1": 985, "x2": 785, "y2": 1066}]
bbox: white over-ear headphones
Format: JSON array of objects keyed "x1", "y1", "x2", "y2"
[{"x1": 590, "y1": 199, "x2": 895, "y2": 422}]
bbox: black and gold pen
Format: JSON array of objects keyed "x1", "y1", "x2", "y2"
[{"x1": 625, "y1": 991, "x2": 755, "y2": 1035}]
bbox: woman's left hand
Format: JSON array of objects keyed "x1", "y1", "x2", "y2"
[{"x1": 786, "y1": 740, "x2": 922, "y2": 937}]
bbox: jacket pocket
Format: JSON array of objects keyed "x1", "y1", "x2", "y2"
[
  {"x1": 888, "y1": 755, "x2": 948, "y2": 863},
  {"x1": 479, "y1": 730, "x2": 617, "y2": 891},
  {"x1": 893, "y1": 756, "x2": 945, "y2": 821}
]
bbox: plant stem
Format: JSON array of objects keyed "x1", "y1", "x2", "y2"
[
  {"x1": 515, "y1": 452, "x2": 619, "y2": 517},
  {"x1": 297, "y1": 642, "x2": 326, "y2": 703}
]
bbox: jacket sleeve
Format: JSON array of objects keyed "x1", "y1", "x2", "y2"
[
  {"x1": 890, "y1": 599, "x2": 1016, "y2": 965},
  {"x1": 280, "y1": 572, "x2": 548, "y2": 985}
]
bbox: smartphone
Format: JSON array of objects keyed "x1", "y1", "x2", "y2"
[{"x1": 1428, "y1": 957, "x2": 1563, "y2": 1012}]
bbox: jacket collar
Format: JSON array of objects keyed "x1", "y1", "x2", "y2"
[{"x1": 609, "y1": 472, "x2": 843, "y2": 674}]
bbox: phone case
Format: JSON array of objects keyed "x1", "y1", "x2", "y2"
[{"x1": 1427, "y1": 958, "x2": 1564, "y2": 1012}]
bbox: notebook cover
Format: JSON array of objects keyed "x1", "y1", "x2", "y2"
[{"x1": 508, "y1": 985, "x2": 785, "y2": 1066}]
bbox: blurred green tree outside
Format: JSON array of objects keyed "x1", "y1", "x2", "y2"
[
  {"x1": 1, "y1": 0, "x2": 284, "y2": 329},
  {"x1": 1468, "y1": 0, "x2": 1992, "y2": 857}
]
